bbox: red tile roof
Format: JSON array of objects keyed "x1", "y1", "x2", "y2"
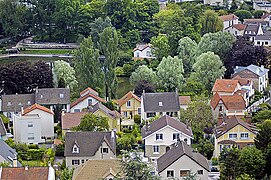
[
  {"x1": 232, "y1": 24, "x2": 246, "y2": 31},
  {"x1": 1, "y1": 167, "x2": 50, "y2": 180},
  {"x1": 117, "y1": 91, "x2": 140, "y2": 107},
  {"x1": 232, "y1": 76, "x2": 251, "y2": 86},
  {"x1": 22, "y1": 104, "x2": 54, "y2": 115},
  {"x1": 61, "y1": 112, "x2": 87, "y2": 130},
  {"x1": 210, "y1": 93, "x2": 246, "y2": 110},
  {"x1": 179, "y1": 96, "x2": 191, "y2": 105},
  {"x1": 80, "y1": 87, "x2": 98, "y2": 96},
  {"x1": 219, "y1": 14, "x2": 238, "y2": 21},
  {"x1": 133, "y1": 44, "x2": 151, "y2": 52},
  {"x1": 71, "y1": 93, "x2": 106, "y2": 108},
  {"x1": 212, "y1": 79, "x2": 239, "y2": 93}
]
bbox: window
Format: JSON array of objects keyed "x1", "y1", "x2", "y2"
[
  {"x1": 147, "y1": 112, "x2": 155, "y2": 118},
  {"x1": 18, "y1": 102, "x2": 22, "y2": 106},
  {"x1": 219, "y1": 106, "x2": 223, "y2": 111},
  {"x1": 146, "y1": 51, "x2": 151, "y2": 57},
  {"x1": 167, "y1": 170, "x2": 174, "y2": 177},
  {"x1": 88, "y1": 99, "x2": 92, "y2": 106},
  {"x1": 158, "y1": 102, "x2": 163, "y2": 106},
  {"x1": 265, "y1": 41, "x2": 269, "y2": 45},
  {"x1": 180, "y1": 170, "x2": 190, "y2": 177},
  {"x1": 60, "y1": 93, "x2": 64, "y2": 98},
  {"x1": 136, "y1": 52, "x2": 139, "y2": 57},
  {"x1": 127, "y1": 101, "x2": 131, "y2": 107},
  {"x1": 156, "y1": 133, "x2": 163, "y2": 140},
  {"x1": 72, "y1": 160, "x2": 80, "y2": 165},
  {"x1": 197, "y1": 170, "x2": 203, "y2": 175},
  {"x1": 27, "y1": 133, "x2": 34, "y2": 140},
  {"x1": 7, "y1": 112, "x2": 11, "y2": 118},
  {"x1": 102, "y1": 148, "x2": 109, "y2": 153},
  {"x1": 241, "y1": 133, "x2": 249, "y2": 139},
  {"x1": 229, "y1": 133, "x2": 237, "y2": 139},
  {"x1": 173, "y1": 133, "x2": 180, "y2": 140},
  {"x1": 40, "y1": 95, "x2": 43, "y2": 99},
  {"x1": 124, "y1": 111, "x2": 128, "y2": 117},
  {"x1": 7, "y1": 102, "x2": 11, "y2": 106},
  {"x1": 257, "y1": 41, "x2": 260, "y2": 45},
  {"x1": 81, "y1": 159, "x2": 84, "y2": 164},
  {"x1": 74, "y1": 109, "x2": 80, "y2": 112},
  {"x1": 153, "y1": 145, "x2": 159, "y2": 153},
  {"x1": 72, "y1": 145, "x2": 79, "y2": 153},
  {"x1": 138, "y1": 108, "x2": 141, "y2": 115},
  {"x1": 27, "y1": 101, "x2": 31, "y2": 105},
  {"x1": 28, "y1": 122, "x2": 33, "y2": 127}
]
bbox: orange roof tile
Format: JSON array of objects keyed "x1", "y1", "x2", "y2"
[
  {"x1": 219, "y1": 14, "x2": 238, "y2": 21},
  {"x1": 234, "y1": 89, "x2": 247, "y2": 96},
  {"x1": 1, "y1": 167, "x2": 50, "y2": 180},
  {"x1": 210, "y1": 93, "x2": 246, "y2": 110},
  {"x1": 61, "y1": 112, "x2": 87, "y2": 130},
  {"x1": 210, "y1": 93, "x2": 221, "y2": 109},
  {"x1": 232, "y1": 76, "x2": 251, "y2": 86},
  {"x1": 212, "y1": 79, "x2": 239, "y2": 93},
  {"x1": 80, "y1": 87, "x2": 98, "y2": 96},
  {"x1": 232, "y1": 24, "x2": 246, "y2": 31},
  {"x1": 71, "y1": 93, "x2": 106, "y2": 108},
  {"x1": 117, "y1": 91, "x2": 140, "y2": 107},
  {"x1": 23, "y1": 104, "x2": 54, "y2": 115}
]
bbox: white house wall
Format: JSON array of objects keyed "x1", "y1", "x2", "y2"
[{"x1": 70, "y1": 97, "x2": 99, "y2": 112}]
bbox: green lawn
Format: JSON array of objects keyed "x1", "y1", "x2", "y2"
[
  {"x1": 21, "y1": 160, "x2": 43, "y2": 167},
  {"x1": 116, "y1": 77, "x2": 134, "y2": 98},
  {"x1": 20, "y1": 49, "x2": 73, "y2": 55},
  {"x1": 0, "y1": 56, "x2": 70, "y2": 64}
]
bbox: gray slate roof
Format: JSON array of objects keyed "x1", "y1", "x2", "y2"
[
  {"x1": 157, "y1": 141, "x2": 209, "y2": 173},
  {"x1": 255, "y1": 30, "x2": 271, "y2": 40},
  {"x1": 1, "y1": 94, "x2": 35, "y2": 112},
  {"x1": 234, "y1": 64, "x2": 269, "y2": 77},
  {"x1": 0, "y1": 139, "x2": 22, "y2": 167},
  {"x1": 64, "y1": 131, "x2": 116, "y2": 157},
  {"x1": 142, "y1": 115, "x2": 193, "y2": 139},
  {"x1": 142, "y1": 91, "x2": 180, "y2": 112},
  {"x1": 244, "y1": 24, "x2": 259, "y2": 34},
  {"x1": 35, "y1": 88, "x2": 70, "y2": 105},
  {"x1": 89, "y1": 103, "x2": 120, "y2": 119},
  {"x1": 0, "y1": 117, "x2": 7, "y2": 136}
]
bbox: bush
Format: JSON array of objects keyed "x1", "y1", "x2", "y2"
[
  {"x1": 123, "y1": 63, "x2": 133, "y2": 76},
  {"x1": 134, "y1": 115, "x2": 141, "y2": 125},
  {"x1": 212, "y1": 157, "x2": 218, "y2": 165},
  {"x1": 234, "y1": 10, "x2": 252, "y2": 22},
  {"x1": 115, "y1": 66, "x2": 124, "y2": 77},
  {"x1": 55, "y1": 143, "x2": 64, "y2": 156}
]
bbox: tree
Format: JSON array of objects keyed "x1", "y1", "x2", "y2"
[
  {"x1": 219, "y1": 148, "x2": 241, "y2": 179},
  {"x1": 74, "y1": 113, "x2": 109, "y2": 132},
  {"x1": 130, "y1": 65, "x2": 157, "y2": 85},
  {"x1": 224, "y1": 36, "x2": 268, "y2": 78},
  {"x1": 200, "y1": 10, "x2": 223, "y2": 35},
  {"x1": 196, "y1": 31, "x2": 235, "y2": 61},
  {"x1": 99, "y1": 27, "x2": 119, "y2": 100},
  {"x1": 178, "y1": 37, "x2": 197, "y2": 76},
  {"x1": 150, "y1": 34, "x2": 170, "y2": 61},
  {"x1": 53, "y1": 60, "x2": 77, "y2": 90},
  {"x1": 121, "y1": 150, "x2": 160, "y2": 180},
  {"x1": 134, "y1": 80, "x2": 155, "y2": 97},
  {"x1": 60, "y1": 167, "x2": 74, "y2": 180},
  {"x1": 73, "y1": 36, "x2": 104, "y2": 94},
  {"x1": 255, "y1": 120, "x2": 271, "y2": 151},
  {"x1": 239, "y1": 147, "x2": 266, "y2": 179},
  {"x1": 234, "y1": 10, "x2": 252, "y2": 22},
  {"x1": 253, "y1": 10, "x2": 266, "y2": 18},
  {"x1": 182, "y1": 77, "x2": 206, "y2": 96},
  {"x1": 157, "y1": 56, "x2": 184, "y2": 92},
  {"x1": 252, "y1": 110, "x2": 271, "y2": 123},
  {"x1": 192, "y1": 52, "x2": 226, "y2": 92}
]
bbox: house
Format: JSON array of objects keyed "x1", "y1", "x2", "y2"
[
  {"x1": 232, "y1": 76, "x2": 255, "y2": 98},
  {"x1": 0, "y1": 139, "x2": 22, "y2": 167},
  {"x1": 179, "y1": 96, "x2": 191, "y2": 110},
  {"x1": 70, "y1": 87, "x2": 106, "y2": 113},
  {"x1": 243, "y1": 19, "x2": 269, "y2": 28},
  {"x1": 157, "y1": 141, "x2": 209, "y2": 180},
  {"x1": 61, "y1": 112, "x2": 87, "y2": 136},
  {"x1": 13, "y1": 104, "x2": 54, "y2": 144},
  {"x1": 133, "y1": 43, "x2": 155, "y2": 60},
  {"x1": 204, "y1": 0, "x2": 223, "y2": 6},
  {"x1": 65, "y1": 131, "x2": 116, "y2": 169},
  {"x1": 255, "y1": 30, "x2": 271, "y2": 46},
  {"x1": 233, "y1": 65, "x2": 269, "y2": 92},
  {"x1": 117, "y1": 91, "x2": 141, "y2": 120},
  {"x1": 210, "y1": 93, "x2": 247, "y2": 119},
  {"x1": 72, "y1": 159, "x2": 124, "y2": 180},
  {"x1": 254, "y1": 1, "x2": 271, "y2": 13},
  {"x1": 141, "y1": 91, "x2": 180, "y2": 121},
  {"x1": 212, "y1": 79, "x2": 241, "y2": 96},
  {"x1": 0, "y1": 117, "x2": 7, "y2": 140},
  {"x1": 219, "y1": 14, "x2": 239, "y2": 30},
  {"x1": 261, "y1": 13, "x2": 271, "y2": 27},
  {"x1": 224, "y1": 24, "x2": 246, "y2": 36},
  {"x1": 214, "y1": 116, "x2": 258, "y2": 157},
  {"x1": 142, "y1": 115, "x2": 193, "y2": 161},
  {"x1": 0, "y1": 166, "x2": 55, "y2": 180}
]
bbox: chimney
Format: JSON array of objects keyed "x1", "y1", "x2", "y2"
[
  {"x1": 111, "y1": 130, "x2": 116, "y2": 150},
  {"x1": 25, "y1": 166, "x2": 28, "y2": 170},
  {"x1": 12, "y1": 155, "x2": 18, "y2": 167}
]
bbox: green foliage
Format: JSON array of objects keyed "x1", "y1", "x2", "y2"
[
  {"x1": 182, "y1": 77, "x2": 207, "y2": 97},
  {"x1": 115, "y1": 66, "x2": 124, "y2": 77},
  {"x1": 192, "y1": 52, "x2": 226, "y2": 92},
  {"x1": 0, "y1": 113, "x2": 9, "y2": 124},
  {"x1": 253, "y1": 10, "x2": 266, "y2": 18},
  {"x1": 53, "y1": 60, "x2": 78, "y2": 90},
  {"x1": 130, "y1": 65, "x2": 157, "y2": 85},
  {"x1": 200, "y1": 10, "x2": 223, "y2": 35},
  {"x1": 183, "y1": 171, "x2": 197, "y2": 180},
  {"x1": 234, "y1": 10, "x2": 252, "y2": 22},
  {"x1": 121, "y1": 150, "x2": 160, "y2": 180},
  {"x1": 0, "y1": 161, "x2": 10, "y2": 167},
  {"x1": 60, "y1": 167, "x2": 74, "y2": 180},
  {"x1": 193, "y1": 139, "x2": 214, "y2": 160},
  {"x1": 74, "y1": 113, "x2": 109, "y2": 132},
  {"x1": 236, "y1": 174, "x2": 256, "y2": 180},
  {"x1": 258, "y1": 103, "x2": 271, "y2": 110},
  {"x1": 102, "y1": 100, "x2": 118, "y2": 111},
  {"x1": 212, "y1": 157, "x2": 218, "y2": 166},
  {"x1": 150, "y1": 34, "x2": 170, "y2": 61},
  {"x1": 252, "y1": 110, "x2": 271, "y2": 123},
  {"x1": 157, "y1": 56, "x2": 184, "y2": 92},
  {"x1": 55, "y1": 143, "x2": 64, "y2": 156},
  {"x1": 255, "y1": 120, "x2": 271, "y2": 151},
  {"x1": 123, "y1": 64, "x2": 134, "y2": 77},
  {"x1": 134, "y1": 115, "x2": 141, "y2": 125}
]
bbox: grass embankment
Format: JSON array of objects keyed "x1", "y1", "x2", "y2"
[{"x1": 21, "y1": 49, "x2": 73, "y2": 54}]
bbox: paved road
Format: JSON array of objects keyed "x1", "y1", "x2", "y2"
[{"x1": 0, "y1": 53, "x2": 73, "y2": 59}]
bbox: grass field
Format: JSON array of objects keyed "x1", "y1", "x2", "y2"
[
  {"x1": 20, "y1": 49, "x2": 73, "y2": 55},
  {"x1": 21, "y1": 160, "x2": 43, "y2": 167},
  {"x1": 116, "y1": 77, "x2": 134, "y2": 98},
  {"x1": 0, "y1": 56, "x2": 69, "y2": 64}
]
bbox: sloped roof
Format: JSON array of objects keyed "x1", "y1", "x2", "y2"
[
  {"x1": 133, "y1": 43, "x2": 151, "y2": 52},
  {"x1": 117, "y1": 91, "x2": 140, "y2": 107},
  {"x1": 0, "y1": 117, "x2": 7, "y2": 136},
  {"x1": 255, "y1": 30, "x2": 271, "y2": 41},
  {"x1": 212, "y1": 79, "x2": 239, "y2": 93},
  {"x1": 64, "y1": 132, "x2": 116, "y2": 157},
  {"x1": 80, "y1": 87, "x2": 98, "y2": 97},
  {"x1": 232, "y1": 76, "x2": 251, "y2": 86},
  {"x1": 1, "y1": 167, "x2": 49, "y2": 180},
  {"x1": 90, "y1": 103, "x2": 121, "y2": 119},
  {"x1": 22, "y1": 104, "x2": 54, "y2": 115},
  {"x1": 244, "y1": 18, "x2": 265, "y2": 23},
  {"x1": 215, "y1": 116, "x2": 258, "y2": 138},
  {"x1": 142, "y1": 92, "x2": 180, "y2": 112},
  {"x1": 244, "y1": 24, "x2": 260, "y2": 33},
  {"x1": 1, "y1": 94, "x2": 35, "y2": 112},
  {"x1": 225, "y1": 24, "x2": 246, "y2": 31},
  {"x1": 179, "y1": 96, "x2": 191, "y2": 105},
  {"x1": 0, "y1": 139, "x2": 22, "y2": 167},
  {"x1": 141, "y1": 115, "x2": 193, "y2": 139},
  {"x1": 72, "y1": 159, "x2": 123, "y2": 180},
  {"x1": 234, "y1": 89, "x2": 247, "y2": 96},
  {"x1": 61, "y1": 112, "x2": 87, "y2": 130},
  {"x1": 157, "y1": 141, "x2": 209, "y2": 173},
  {"x1": 219, "y1": 14, "x2": 238, "y2": 21},
  {"x1": 71, "y1": 93, "x2": 106, "y2": 108},
  {"x1": 210, "y1": 93, "x2": 246, "y2": 110},
  {"x1": 234, "y1": 64, "x2": 269, "y2": 77},
  {"x1": 35, "y1": 88, "x2": 70, "y2": 105}
]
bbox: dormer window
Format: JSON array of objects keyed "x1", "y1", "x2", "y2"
[
  {"x1": 72, "y1": 144, "x2": 79, "y2": 153},
  {"x1": 159, "y1": 102, "x2": 163, "y2": 106},
  {"x1": 27, "y1": 101, "x2": 31, "y2": 105},
  {"x1": 60, "y1": 93, "x2": 64, "y2": 98},
  {"x1": 7, "y1": 102, "x2": 11, "y2": 106},
  {"x1": 40, "y1": 95, "x2": 43, "y2": 99},
  {"x1": 18, "y1": 102, "x2": 22, "y2": 106}
]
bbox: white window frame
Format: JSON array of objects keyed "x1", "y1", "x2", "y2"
[
  {"x1": 102, "y1": 147, "x2": 109, "y2": 153},
  {"x1": 229, "y1": 133, "x2": 237, "y2": 139},
  {"x1": 172, "y1": 133, "x2": 180, "y2": 141},
  {"x1": 166, "y1": 170, "x2": 174, "y2": 177},
  {"x1": 153, "y1": 145, "x2": 159, "y2": 154},
  {"x1": 240, "y1": 132, "x2": 249, "y2": 139},
  {"x1": 28, "y1": 122, "x2": 33, "y2": 128},
  {"x1": 127, "y1": 100, "x2": 131, "y2": 107},
  {"x1": 155, "y1": 133, "x2": 163, "y2": 141},
  {"x1": 27, "y1": 133, "x2": 34, "y2": 140},
  {"x1": 72, "y1": 145, "x2": 79, "y2": 153},
  {"x1": 60, "y1": 93, "x2": 64, "y2": 98}
]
